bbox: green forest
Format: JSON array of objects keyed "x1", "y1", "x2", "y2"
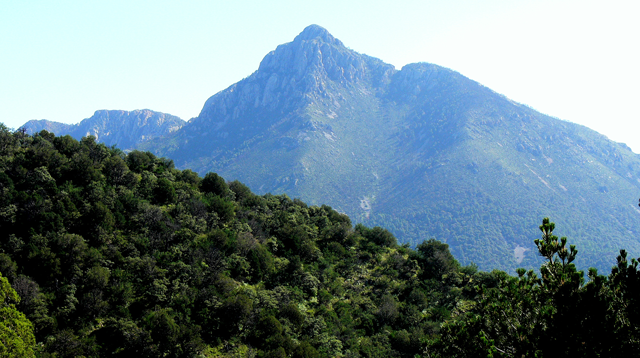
[{"x1": 0, "y1": 124, "x2": 639, "y2": 357}]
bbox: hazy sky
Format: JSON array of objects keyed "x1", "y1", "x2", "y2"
[{"x1": 2, "y1": 0, "x2": 638, "y2": 152}]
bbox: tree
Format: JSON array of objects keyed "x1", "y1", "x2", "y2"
[
  {"x1": 200, "y1": 173, "x2": 228, "y2": 197},
  {"x1": 606, "y1": 249, "x2": 640, "y2": 354},
  {"x1": 534, "y1": 217, "x2": 581, "y2": 291},
  {"x1": 438, "y1": 218, "x2": 586, "y2": 357},
  {"x1": 154, "y1": 177, "x2": 176, "y2": 205},
  {"x1": 414, "y1": 239, "x2": 459, "y2": 281},
  {"x1": 357, "y1": 225, "x2": 397, "y2": 248},
  {"x1": 437, "y1": 217, "x2": 640, "y2": 357},
  {"x1": 0, "y1": 272, "x2": 36, "y2": 358}
]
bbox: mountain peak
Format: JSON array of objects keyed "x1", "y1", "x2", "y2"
[
  {"x1": 293, "y1": 24, "x2": 343, "y2": 46},
  {"x1": 252, "y1": 24, "x2": 366, "y2": 91}
]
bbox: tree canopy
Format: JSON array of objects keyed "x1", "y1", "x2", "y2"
[{"x1": 0, "y1": 127, "x2": 639, "y2": 357}]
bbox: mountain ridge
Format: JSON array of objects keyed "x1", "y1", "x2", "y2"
[{"x1": 22, "y1": 109, "x2": 185, "y2": 150}]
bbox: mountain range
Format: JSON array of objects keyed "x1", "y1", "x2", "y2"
[
  {"x1": 22, "y1": 25, "x2": 640, "y2": 273},
  {"x1": 23, "y1": 109, "x2": 185, "y2": 150}
]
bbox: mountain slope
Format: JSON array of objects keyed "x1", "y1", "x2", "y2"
[
  {"x1": 370, "y1": 70, "x2": 640, "y2": 270},
  {"x1": 22, "y1": 109, "x2": 185, "y2": 150},
  {"x1": 132, "y1": 26, "x2": 640, "y2": 272}
]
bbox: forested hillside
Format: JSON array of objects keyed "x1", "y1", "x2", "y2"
[{"x1": 1, "y1": 126, "x2": 639, "y2": 357}]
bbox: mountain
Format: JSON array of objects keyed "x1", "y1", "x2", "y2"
[
  {"x1": 137, "y1": 25, "x2": 640, "y2": 273},
  {"x1": 22, "y1": 109, "x2": 185, "y2": 150},
  {"x1": 20, "y1": 119, "x2": 74, "y2": 135},
  {"x1": 22, "y1": 25, "x2": 640, "y2": 273}
]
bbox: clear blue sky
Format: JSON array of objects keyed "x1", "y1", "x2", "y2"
[{"x1": 2, "y1": 0, "x2": 638, "y2": 152}]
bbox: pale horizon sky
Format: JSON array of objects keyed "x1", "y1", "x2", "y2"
[{"x1": 1, "y1": 0, "x2": 639, "y2": 152}]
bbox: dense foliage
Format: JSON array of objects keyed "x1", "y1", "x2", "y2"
[
  {"x1": 1, "y1": 125, "x2": 639, "y2": 357},
  {"x1": 0, "y1": 126, "x2": 479, "y2": 356}
]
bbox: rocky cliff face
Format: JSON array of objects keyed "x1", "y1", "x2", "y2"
[{"x1": 22, "y1": 109, "x2": 185, "y2": 150}]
